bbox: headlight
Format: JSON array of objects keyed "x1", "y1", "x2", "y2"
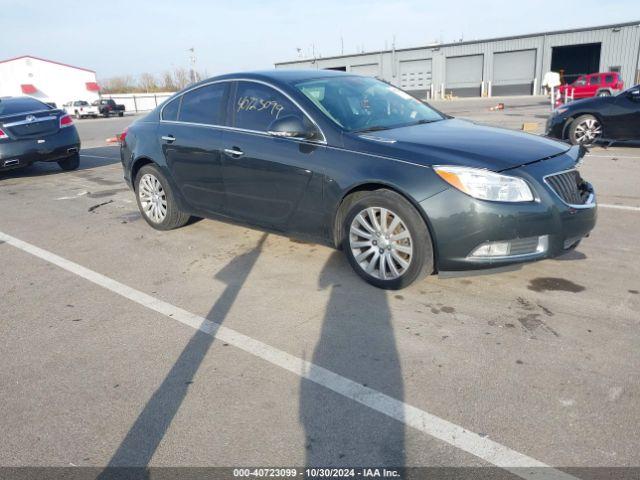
[
  {"x1": 433, "y1": 165, "x2": 534, "y2": 202},
  {"x1": 553, "y1": 106, "x2": 569, "y2": 115}
]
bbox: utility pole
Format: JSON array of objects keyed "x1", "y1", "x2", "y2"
[{"x1": 188, "y1": 47, "x2": 196, "y2": 84}]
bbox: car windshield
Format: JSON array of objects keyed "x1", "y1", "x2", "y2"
[
  {"x1": 294, "y1": 76, "x2": 444, "y2": 132},
  {"x1": 0, "y1": 97, "x2": 51, "y2": 117}
]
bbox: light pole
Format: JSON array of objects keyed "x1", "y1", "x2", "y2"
[{"x1": 188, "y1": 47, "x2": 196, "y2": 84}]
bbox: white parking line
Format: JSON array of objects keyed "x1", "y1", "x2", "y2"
[
  {"x1": 599, "y1": 204, "x2": 640, "y2": 212},
  {"x1": 586, "y1": 154, "x2": 640, "y2": 159},
  {"x1": 0, "y1": 230, "x2": 577, "y2": 480}
]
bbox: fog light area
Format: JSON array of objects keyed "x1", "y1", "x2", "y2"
[{"x1": 468, "y1": 235, "x2": 549, "y2": 258}]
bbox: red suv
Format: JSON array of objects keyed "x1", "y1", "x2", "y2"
[{"x1": 558, "y1": 72, "x2": 624, "y2": 100}]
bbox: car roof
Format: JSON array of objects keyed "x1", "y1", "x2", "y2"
[{"x1": 191, "y1": 69, "x2": 353, "y2": 88}]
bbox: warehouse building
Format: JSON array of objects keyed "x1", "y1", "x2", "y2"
[
  {"x1": 0, "y1": 55, "x2": 100, "y2": 108},
  {"x1": 275, "y1": 21, "x2": 640, "y2": 99}
]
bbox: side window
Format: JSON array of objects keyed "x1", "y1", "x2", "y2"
[
  {"x1": 178, "y1": 83, "x2": 227, "y2": 125},
  {"x1": 161, "y1": 97, "x2": 180, "y2": 121},
  {"x1": 234, "y1": 81, "x2": 301, "y2": 131},
  {"x1": 590, "y1": 76, "x2": 601, "y2": 85},
  {"x1": 605, "y1": 75, "x2": 614, "y2": 83}
]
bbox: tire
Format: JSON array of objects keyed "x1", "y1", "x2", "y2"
[
  {"x1": 118, "y1": 112, "x2": 124, "y2": 117},
  {"x1": 135, "y1": 164, "x2": 190, "y2": 230},
  {"x1": 597, "y1": 90, "x2": 611, "y2": 97},
  {"x1": 568, "y1": 114, "x2": 602, "y2": 146},
  {"x1": 58, "y1": 153, "x2": 80, "y2": 171},
  {"x1": 341, "y1": 189, "x2": 433, "y2": 290}
]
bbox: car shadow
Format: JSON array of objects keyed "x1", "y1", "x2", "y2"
[
  {"x1": 97, "y1": 233, "x2": 267, "y2": 476},
  {"x1": 300, "y1": 252, "x2": 405, "y2": 467},
  {"x1": 0, "y1": 146, "x2": 120, "y2": 181}
]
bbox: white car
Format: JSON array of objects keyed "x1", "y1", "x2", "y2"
[{"x1": 63, "y1": 100, "x2": 99, "y2": 119}]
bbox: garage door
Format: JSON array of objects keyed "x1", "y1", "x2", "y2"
[
  {"x1": 445, "y1": 55, "x2": 483, "y2": 97},
  {"x1": 350, "y1": 63, "x2": 379, "y2": 77},
  {"x1": 399, "y1": 59, "x2": 432, "y2": 98},
  {"x1": 493, "y1": 50, "x2": 536, "y2": 96}
]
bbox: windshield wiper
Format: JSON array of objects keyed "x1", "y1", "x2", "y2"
[{"x1": 352, "y1": 125, "x2": 393, "y2": 133}]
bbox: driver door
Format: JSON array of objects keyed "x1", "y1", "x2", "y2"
[
  {"x1": 221, "y1": 80, "x2": 321, "y2": 231},
  {"x1": 606, "y1": 89, "x2": 640, "y2": 140}
]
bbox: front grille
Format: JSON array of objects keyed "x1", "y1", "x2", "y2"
[{"x1": 545, "y1": 170, "x2": 590, "y2": 205}]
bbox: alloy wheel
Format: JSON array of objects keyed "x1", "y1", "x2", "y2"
[
  {"x1": 349, "y1": 207, "x2": 413, "y2": 280},
  {"x1": 139, "y1": 173, "x2": 168, "y2": 223},
  {"x1": 574, "y1": 118, "x2": 602, "y2": 144}
]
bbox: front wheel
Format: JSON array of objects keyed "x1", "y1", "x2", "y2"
[
  {"x1": 342, "y1": 189, "x2": 433, "y2": 289},
  {"x1": 568, "y1": 114, "x2": 602, "y2": 146},
  {"x1": 597, "y1": 90, "x2": 611, "y2": 97},
  {"x1": 118, "y1": 112, "x2": 124, "y2": 117},
  {"x1": 135, "y1": 164, "x2": 190, "y2": 230}
]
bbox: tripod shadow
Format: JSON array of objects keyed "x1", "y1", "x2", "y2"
[
  {"x1": 98, "y1": 233, "x2": 267, "y2": 477},
  {"x1": 300, "y1": 252, "x2": 405, "y2": 467}
]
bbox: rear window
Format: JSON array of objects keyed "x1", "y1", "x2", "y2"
[
  {"x1": 161, "y1": 97, "x2": 180, "y2": 121},
  {"x1": 0, "y1": 97, "x2": 51, "y2": 117}
]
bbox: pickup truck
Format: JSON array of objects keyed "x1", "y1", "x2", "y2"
[
  {"x1": 92, "y1": 99, "x2": 125, "y2": 117},
  {"x1": 62, "y1": 100, "x2": 100, "y2": 119}
]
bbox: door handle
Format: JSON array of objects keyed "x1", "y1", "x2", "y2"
[
  {"x1": 161, "y1": 135, "x2": 176, "y2": 143},
  {"x1": 224, "y1": 148, "x2": 244, "y2": 157}
]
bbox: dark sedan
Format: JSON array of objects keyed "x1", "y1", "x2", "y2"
[
  {"x1": 547, "y1": 85, "x2": 640, "y2": 146},
  {"x1": 120, "y1": 70, "x2": 596, "y2": 289},
  {"x1": 0, "y1": 97, "x2": 81, "y2": 172}
]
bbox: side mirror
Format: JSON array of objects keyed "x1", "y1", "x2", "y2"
[{"x1": 268, "y1": 115, "x2": 317, "y2": 140}]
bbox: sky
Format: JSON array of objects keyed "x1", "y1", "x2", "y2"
[{"x1": 0, "y1": 0, "x2": 637, "y2": 81}]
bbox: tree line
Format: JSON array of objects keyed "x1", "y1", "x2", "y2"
[{"x1": 100, "y1": 67, "x2": 208, "y2": 94}]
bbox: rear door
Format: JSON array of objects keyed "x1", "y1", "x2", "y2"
[
  {"x1": 221, "y1": 80, "x2": 319, "y2": 230},
  {"x1": 158, "y1": 81, "x2": 230, "y2": 214}
]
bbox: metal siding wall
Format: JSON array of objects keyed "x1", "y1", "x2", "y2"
[
  {"x1": 274, "y1": 23, "x2": 640, "y2": 96},
  {"x1": 542, "y1": 24, "x2": 640, "y2": 88}
]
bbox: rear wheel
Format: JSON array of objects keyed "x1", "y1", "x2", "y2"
[
  {"x1": 569, "y1": 114, "x2": 602, "y2": 146},
  {"x1": 135, "y1": 164, "x2": 190, "y2": 230},
  {"x1": 118, "y1": 112, "x2": 124, "y2": 117},
  {"x1": 342, "y1": 189, "x2": 433, "y2": 289},
  {"x1": 58, "y1": 153, "x2": 80, "y2": 171}
]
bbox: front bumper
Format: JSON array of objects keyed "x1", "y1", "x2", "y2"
[
  {"x1": 545, "y1": 112, "x2": 570, "y2": 140},
  {"x1": 420, "y1": 150, "x2": 596, "y2": 271},
  {"x1": 0, "y1": 127, "x2": 81, "y2": 171}
]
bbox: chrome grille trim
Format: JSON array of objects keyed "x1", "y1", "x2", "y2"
[{"x1": 543, "y1": 169, "x2": 595, "y2": 209}]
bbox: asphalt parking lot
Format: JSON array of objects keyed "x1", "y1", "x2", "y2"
[{"x1": 1, "y1": 99, "x2": 639, "y2": 478}]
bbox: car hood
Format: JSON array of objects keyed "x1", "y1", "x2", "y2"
[{"x1": 346, "y1": 118, "x2": 571, "y2": 171}]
